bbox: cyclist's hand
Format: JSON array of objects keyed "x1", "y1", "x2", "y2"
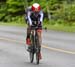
[
  {"x1": 38, "y1": 21, "x2": 41, "y2": 26},
  {"x1": 28, "y1": 22, "x2": 32, "y2": 27}
]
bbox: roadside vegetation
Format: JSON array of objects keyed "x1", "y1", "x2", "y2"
[{"x1": 0, "y1": 0, "x2": 75, "y2": 32}]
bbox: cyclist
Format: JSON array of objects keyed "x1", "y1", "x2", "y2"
[{"x1": 25, "y1": 3, "x2": 44, "y2": 59}]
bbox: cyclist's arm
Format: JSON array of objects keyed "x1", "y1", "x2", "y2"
[
  {"x1": 39, "y1": 11, "x2": 44, "y2": 23},
  {"x1": 27, "y1": 11, "x2": 32, "y2": 26}
]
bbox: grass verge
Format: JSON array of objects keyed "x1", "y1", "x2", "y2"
[
  {"x1": 0, "y1": 22, "x2": 26, "y2": 27},
  {"x1": 43, "y1": 23, "x2": 75, "y2": 33},
  {"x1": 0, "y1": 22, "x2": 75, "y2": 33}
]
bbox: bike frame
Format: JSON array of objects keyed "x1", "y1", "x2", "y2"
[
  {"x1": 31, "y1": 27, "x2": 39, "y2": 53},
  {"x1": 29, "y1": 26, "x2": 40, "y2": 64}
]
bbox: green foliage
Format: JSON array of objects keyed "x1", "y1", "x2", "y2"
[
  {"x1": 6, "y1": 0, "x2": 24, "y2": 13},
  {"x1": 0, "y1": 0, "x2": 75, "y2": 26},
  {"x1": 64, "y1": 4, "x2": 75, "y2": 21}
]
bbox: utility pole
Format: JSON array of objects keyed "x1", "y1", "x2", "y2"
[
  {"x1": 46, "y1": 0, "x2": 51, "y2": 23},
  {"x1": 23, "y1": 0, "x2": 28, "y2": 11},
  {"x1": 23, "y1": 0, "x2": 28, "y2": 23}
]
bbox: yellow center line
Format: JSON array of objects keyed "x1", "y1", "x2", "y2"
[
  {"x1": 0, "y1": 37, "x2": 75, "y2": 55},
  {"x1": 42, "y1": 45, "x2": 75, "y2": 55}
]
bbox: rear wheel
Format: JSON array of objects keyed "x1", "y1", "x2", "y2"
[
  {"x1": 36, "y1": 52, "x2": 40, "y2": 64},
  {"x1": 29, "y1": 52, "x2": 34, "y2": 63}
]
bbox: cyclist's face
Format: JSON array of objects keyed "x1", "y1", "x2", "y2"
[
  {"x1": 34, "y1": 8, "x2": 40, "y2": 13},
  {"x1": 34, "y1": 11, "x2": 39, "y2": 14}
]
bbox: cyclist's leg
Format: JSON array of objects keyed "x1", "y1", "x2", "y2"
[
  {"x1": 37, "y1": 28, "x2": 42, "y2": 47},
  {"x1": 37, "y1": 28, "x2": 42, "y2": 59},
  {"x1": 26, "y1": 26, "x2": 32, "y2": 52},
  {"x1": 26, "y1": 25, "x2": 31, "y2": 45}
]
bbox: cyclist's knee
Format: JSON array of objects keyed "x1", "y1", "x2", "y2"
[
  {"x1": 27, "y1": 27, "x2": 31, "y2": 33},
  {"x1": 37, "y1": 32, "x2": 41, "y2": 38}
]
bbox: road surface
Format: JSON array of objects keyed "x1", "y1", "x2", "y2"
[{"x1": 0, "y1": 26, "x2": 75, "y2": 67}]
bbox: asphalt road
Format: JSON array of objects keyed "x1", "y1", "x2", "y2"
[{"x1": 0, "y1": 26, "x2": 75, "y2": 67}]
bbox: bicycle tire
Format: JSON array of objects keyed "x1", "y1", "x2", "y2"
[
  {"x1": 36, "y1": 52, "x2": 40, "y2": 64},
  {"x1": 29, "y1": 52, "x2": 34, "y2": 63}
]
